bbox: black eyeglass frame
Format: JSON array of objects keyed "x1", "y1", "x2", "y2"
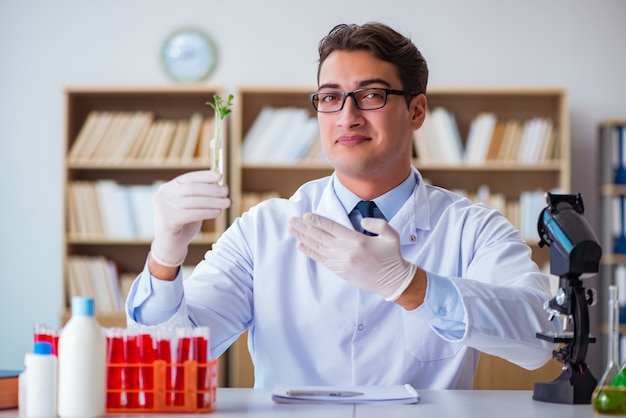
[{"x1": 309, "y1": 88, "x2": 418, "y2": 113}]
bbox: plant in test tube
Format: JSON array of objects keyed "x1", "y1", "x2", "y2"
[{"x1": 206, "y1": 94, "x2": 234, "y2": 185}]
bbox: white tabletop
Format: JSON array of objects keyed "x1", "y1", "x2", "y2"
[
  {"x1": 356, "y1": 389, "x2": 593, "y2": 418},
  {"x1": 0, "y1": 388, "x2": 595, "y2": 417}
]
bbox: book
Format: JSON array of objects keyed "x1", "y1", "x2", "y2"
[
  {"x1": 0, "y1": 370, "x2": 20, "y2": 409},
  {"x1": 166, "y1": 119, "x2": 190, "y2": 160},
  {"x1": 137, "y1": 120, "x2": 163, "y2": 161},
  {"x1": 486, "y1": 120, "x2": 507, "y2": 161},
  {"x1": 96, "y1": 180, "x2": 135, "y2": 238},
  {"x1": 92, "y1": 112, "x2": 132, "y2": 162},
  {"x1": 412, "y1": 120, "x2": 433, "y2": 162},
  {"x1": 77, "y1": 112, "x2": 115, "y2": 162},
  {"x1": 272, "y1": 384, "x2": 419, "y2": 405},
  {"x1": 181, "y1": 112, "x2": 204, "y2": 160},
  {"x1": 464, "y1": 113, "x2": 496, "y2": 164},
  {"x1": 68, "y1": 111, "x2": 99, "y2": 161},
  {"x1": 128, "y1": 183, "x2": 157, "y2": 239},
  {"x1": 431, "y1": 107, "x2": 463, "y2": 163},
  {"x1": 70, "y1": 181, "x2": 103, "y2": 237},
  {"x1": 150, "y1": 119, "x2": 177, "y2": 161},
  {"x1": 124, "y1": 112, "x2": 154, "y2": 160},
  {"x1": 199, "y1": 117, "x2": 214, "y2": 162},
  {"x1": 112, "y1": 111, "x2": 154, "y2": 162},
  {"x1": 242, "y1": 106, "x2": 275, "y2": 161}
]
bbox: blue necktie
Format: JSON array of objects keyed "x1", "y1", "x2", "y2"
[{"x1": 355, "y1": 200, "x2": 379, "y2": 236}]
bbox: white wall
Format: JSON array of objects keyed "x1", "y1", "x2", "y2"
[{"x1": 1, "y1": 0, "x2": 624, "y2": 375}]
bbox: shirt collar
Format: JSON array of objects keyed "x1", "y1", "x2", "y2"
[{"x1": 332, "y1": 171, "x2": 417, "y2": 220}]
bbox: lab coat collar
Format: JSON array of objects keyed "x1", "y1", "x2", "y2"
[{"x1": 314, "y1": 167, "x2": 433, "y2": 245}]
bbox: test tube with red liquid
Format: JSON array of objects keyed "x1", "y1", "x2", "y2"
[
  {"x1": 124, "y1": 329, "x2": 140, "y2": 408},
  {"x1": 173, "y1": 328, "x2": 192, "y2": 406},
  {"x1": 137, "y1": 331, "x2": 156, "y2": 408},
  {"x1": 106, "y1": 328, "x2": 126, "y2": 408},
  {"x1": 155, "y1": 328, "x2": 173, "y2": 406},
  {"x1": 193, "y1": 327, "x2": 210, "y2": 408}
]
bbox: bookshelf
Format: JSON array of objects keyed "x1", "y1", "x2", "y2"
[
  {"x1": 598, "y1": 120, "x2": 626, "y2": 367},
  {"x1": 227, "y1": 85, "x2": 570, "y2": 389},
  {"x1": 63, "y1": 86, "x2": 230, "y2": 327}
]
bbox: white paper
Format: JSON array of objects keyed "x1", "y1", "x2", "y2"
[{"x1": 272, "y1": 384, "x2": 419, "y2": 404}]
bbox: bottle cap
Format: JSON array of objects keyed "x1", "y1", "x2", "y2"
[
  {"x1": 33, "y1": 341, "x2": 53, "y2": 355},
  {"x1": 71, "y1": 296, "x2": 95, "y2": 316}
]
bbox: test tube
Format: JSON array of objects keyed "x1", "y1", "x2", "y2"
[
  {"x1": 193, "y1": 327, "x2": 210, "y2": 408},
  {"x1": 173, "y1": 328, "x2": 192, "y2": 406},
  {"x1": 106, "y1": 328, "x2": 125, "y2": 408},
  {"x1": 34, "y1": 324, "x2": 59, "y2": 355},
  {"x1": 124, "y1": 329, "x2": 140, "y2": 408},
  {"x1": 137, "y1": 331, "x2": 156, "y2": 408},
  {"x1": 155, "y1": 328, "x2": 173, "y2": 406}
]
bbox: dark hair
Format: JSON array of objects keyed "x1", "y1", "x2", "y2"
[{"x1": 317, "y1": 22, "x2": 428, "y2": 99}]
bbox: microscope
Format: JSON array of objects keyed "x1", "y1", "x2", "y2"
[{"x1": 532, "y1": 192, "x2": 602, "y2": 404}]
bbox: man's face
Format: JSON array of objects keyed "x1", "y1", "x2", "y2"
[{"x1": 317, "y1": 50, "x2": 426, "y2": 189}]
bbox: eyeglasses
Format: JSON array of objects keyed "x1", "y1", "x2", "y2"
[{"x1": 310, "y1": 88, "x2": 417, "y2": 113}]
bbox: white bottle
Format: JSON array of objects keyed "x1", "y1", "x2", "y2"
[
  {"x1": 57, "y1": 297, "x2": 106, "y2": 417},
  {"x1": 21, "y1": 341, "x2": 57, "y2": 418}
]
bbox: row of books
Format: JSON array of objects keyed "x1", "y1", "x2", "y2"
[
  {"x1": 414, "y1": 108, "x2": 558, "y2": 164},
  {"x1": 66, "y1": 255, "x2": 135, "y2": 314},
  {"x1": 66, "y1": 256, "x2": 198, "y2": 315},
  {"x1": 450, "y1": 185, "x2": 556, "y2": 240},
  {"x1": 67, "y1": 180, "x2": 160, "y2": 239},
  {"x1": 242, "y1": 107, "x2": 326, "y2": 163},
  {"x1": 240, "y1": 191, "x2": 281, "y2": 213},
  {"x1": 68, "y1": 111, "x2": 216, "y2": 164}
]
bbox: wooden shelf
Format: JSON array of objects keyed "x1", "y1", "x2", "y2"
[
  {"x1": 601, "y1": 184, "x2": 626, "y2": 196},
  {"x1": 226, "y1": 85, "x2": 570, "y2": 390},
  {"x1": 67, "y1": 232, "x2": 220, "y2": 246},
  {"x1": 601, "y1": 254, "x2": 626, "y2": 266},
  {"x1": 69, "y1": 160, "x2": 215, "y2": 170},
  {"x1": 597, "y1": 120, "x2": 626, "y2": 372},
  {"x1": 231, "y1": 86, "x2": 570, "y2": 215},
  {"x1": 63, "y1": 86, "x2": 229, "y2": 327}
]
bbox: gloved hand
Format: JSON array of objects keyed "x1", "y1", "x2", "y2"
[
  {"x1": 150, "y1": 170, "x2": 230, "y2": 267},
  {"x1": 288, "y1": 213, "x2": 417, "y2": 301}
]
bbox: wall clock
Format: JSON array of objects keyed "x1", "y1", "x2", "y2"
[{"x1": 160, "y1": 28, "x2": 217, "y2": 82}]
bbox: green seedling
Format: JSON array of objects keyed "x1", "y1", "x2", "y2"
[{"x1": 206, "y1": 94, "x2": 234, "y2": 184}]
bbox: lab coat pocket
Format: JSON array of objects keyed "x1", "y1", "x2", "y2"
[{"x1": 404, "y1": 320, "x2": 462, "y2": 362}]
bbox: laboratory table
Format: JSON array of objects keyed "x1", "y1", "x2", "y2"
[{"x1": 0, "y1": 388, "x2": 595, "y2": 417}]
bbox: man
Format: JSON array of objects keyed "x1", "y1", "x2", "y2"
[{"x1": 127, "y1": 22, "x2": 557, "y2": 389}]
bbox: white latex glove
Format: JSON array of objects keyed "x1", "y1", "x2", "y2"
[
  {"x1": 288, "y1": 213, "x2": 417, "y2": 301},
  {"x1": 151, "y1": 170, "x2": 230, "y2": 267}
]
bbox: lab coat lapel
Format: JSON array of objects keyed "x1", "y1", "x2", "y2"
[
  {"x1": 389, "y1": 167, "x2": 433, "y2": 245},
  {"x1": 313, "y1": 176, "x2": 355, "y2": 229}
]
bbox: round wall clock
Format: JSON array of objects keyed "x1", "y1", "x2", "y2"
[{"x1": 160, "y1": 28, "x2": 218, "y2": 82}]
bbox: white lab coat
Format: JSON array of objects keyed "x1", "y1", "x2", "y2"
[{"x1": 127, "y1": 167, "x2": 557, "y2": 389}]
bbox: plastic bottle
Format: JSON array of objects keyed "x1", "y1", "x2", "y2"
[
  {"x1": 57, "y1": 296, "x2": 106, "y2": 417},
  {"x1": 19, "y1": 341, "x2": 57, "y2": 418}
]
